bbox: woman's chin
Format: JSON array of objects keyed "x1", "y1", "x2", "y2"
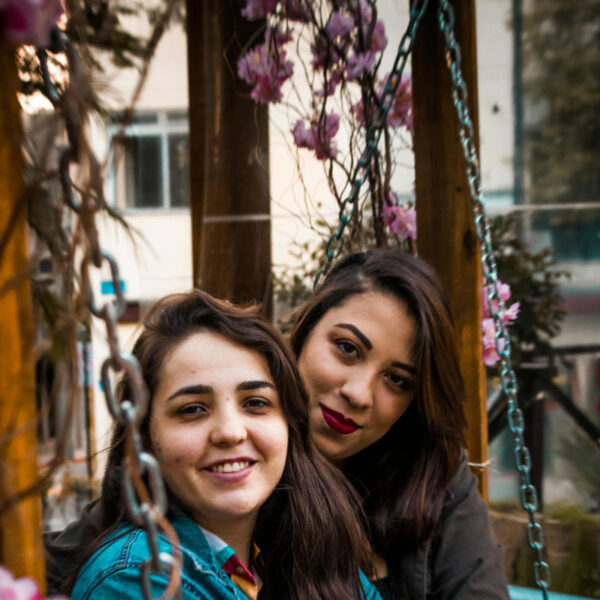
[{"x1": 312, "y1": 429, "x2": 354, "y2": 463}]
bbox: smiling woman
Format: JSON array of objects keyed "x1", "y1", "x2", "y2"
[
  {"x1": 148, "y1": 331, "x2": 289, "y2": 567},
  {"x1": 291, "y1": 250, "x2": 510, "y2": 600},
  {"x1": 298, "y1": 291, "x2": 417, "y2": 462},
  {"x1": 61, "y1": 290, "x2": 381, "y2": 600}
]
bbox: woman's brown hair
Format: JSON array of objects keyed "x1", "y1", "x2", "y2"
[
  {"x1": 82, "y1": 289, "x2": 373, "y2": 600},
  {"x1": 290, "y1": 250, "x2": 467, "y2": 566}
]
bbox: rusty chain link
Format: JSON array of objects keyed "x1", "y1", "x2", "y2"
[{"x1": 37, "y1": 23, "x2": 182, "y2": 600}]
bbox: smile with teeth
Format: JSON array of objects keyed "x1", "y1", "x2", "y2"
[{"x1": 208, "y1": 461, "x2": 253, "y2": 473}]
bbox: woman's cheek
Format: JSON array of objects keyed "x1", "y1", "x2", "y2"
[{"x1": 259, "y1": 418, "x2": 289, "y2": 466}]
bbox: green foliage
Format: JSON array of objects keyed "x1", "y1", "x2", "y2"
[
  {"x1": 544, "y1": 503, "x2": 600, "y2": 597},
  {"x1": 488, "y1": 213, "x2": 568, "y2": 367}
]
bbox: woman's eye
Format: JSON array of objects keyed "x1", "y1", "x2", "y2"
[
  {"x1": 244, "y1": 397, "x2": 270, "y2": 410},
  {"x1": 176, "y1": 404, "x2": 206, "y2": 417},
  {"x1": 385, "y1": 372, "x2": 412, "y2": 392},
  {"x1": 335, "y1": 340, "x2": 359, "y2": 358}
]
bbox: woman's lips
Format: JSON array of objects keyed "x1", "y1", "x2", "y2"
[
  {"x1": 203, "y1": 462, "x2": 254, "y2": 484},
  {"x1": 320, "y1": 404, "x2": 360, "y2": 435}
]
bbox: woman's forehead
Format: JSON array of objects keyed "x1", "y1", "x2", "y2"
[{"x1": 160, "y1": 331, "x2": 274, "y2": 386}]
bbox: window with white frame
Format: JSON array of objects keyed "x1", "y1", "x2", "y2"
[{"x1": 110, "y1": 111, "x2": 190, "y2": 209}]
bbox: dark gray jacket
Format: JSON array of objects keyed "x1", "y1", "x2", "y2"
[{"x1": 375, "y1": 454, "x2": 510, "y2": 600}]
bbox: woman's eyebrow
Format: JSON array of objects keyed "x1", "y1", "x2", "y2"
[
  {"x1": 392, "y1": 361, "x2": 417, "y2": 375},
  {"x1": 335, "y1": 323, "x2": 372, "y2": 350},
  {"x1": 236, "y1": 380, "x2": 276, "y2": 391},
  {"x1": 166, "y1": 384, "x2": 212, "y2": 401}
]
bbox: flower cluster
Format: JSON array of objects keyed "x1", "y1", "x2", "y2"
[
  {"x1": 0, "y1": 0, "x2": 63, "y2": 47},
  {"x1": 238, "y1": 0, "x2": 398, "y2": 161},
  {"x1": 311, "y1": 1, "x2": 388, "y2": 88},
  {"x1": 481, "y1": 280, "x2": 520, "y2": 366},
  {"x1": 381, "y1": 195, "x2": 416, "y2": 242},
  {"x1": 292, "y1": 112, "x2": 340, "y2": 160},
  {"x1": 352, "y1": 72, "x2": 412, "y2": 133},
  {"x1": 237, "y1": 27, "x2": 294, "y2": 104},
  {"x1": 0, "y1": 566, "x2": 66, "y2": 600}
]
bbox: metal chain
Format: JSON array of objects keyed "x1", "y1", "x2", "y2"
[
  {"x1": 313, "y1": 0, "x2": 430, "y2": 288},
  {"x1": 436, "y1": 1, "x2": 550, "y2": 596},
  {"x1": 37, "y1": 31, "x2": 182, "y2": 600}
]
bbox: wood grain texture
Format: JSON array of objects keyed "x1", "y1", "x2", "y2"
[
  {"x1": 411, "y1": 1, "x2": 488, "y2": 497},
  {"x1": 0, "y1": 46, "x2": 46, "y2": 585},
  {"x1": 187, "y1": 0, "x2": 272, "y2": 316}
]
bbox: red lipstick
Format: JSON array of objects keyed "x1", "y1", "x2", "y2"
[{"x1": 320, "y1": 405, "x2": 360, "y2": 435}]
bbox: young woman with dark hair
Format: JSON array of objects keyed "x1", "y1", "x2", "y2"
[
  {"x1": 68, "y1": 290, "x2": 380, "y2": 600},
  {"x1": 290, "y1": 249, "x2": 509, "y2": 600}
]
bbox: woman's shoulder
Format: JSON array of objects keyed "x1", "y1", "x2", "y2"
[
  {"x1": 71, "y1": 526, "x2": 160, "y2": 599},
  {"x1": 72, "y1": 523, "x2": 247, "y2": 600},
  {"x1": 430, "y1": 452, "x2": 510, "y2": 599},
  {"x1": 442, "y1": 450, "x2": 482, "y2": 512}
]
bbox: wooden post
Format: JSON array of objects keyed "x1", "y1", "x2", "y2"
[
  {"x1": 0, "y1": 46, "x2": 45, "y2": 585},
  {"x1": 187, "y1": 0, "x2": 272, "y2": 316},
  {"x1": 411, "y1": 1, "x2": 489, "y2": 496}
]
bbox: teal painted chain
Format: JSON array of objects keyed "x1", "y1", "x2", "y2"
[
  {"x1": 313, "y1": 0, "x2": 430, "y2": 288},
  {"x1": 437, "y1": 0, "x2": 550, "y2": 596}
]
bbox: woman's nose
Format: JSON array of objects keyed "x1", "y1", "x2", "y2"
[
  {"x1": 339, "y1": 370, "x2": 374, "y2": 410},
  {"x1": 208, "y1": 404, "x2": 247, "y2": 446}
]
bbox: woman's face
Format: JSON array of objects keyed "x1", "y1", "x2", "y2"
[
  {"x1": 298, "y1": 291, "x2": 417, "y2": 462},
  {"x1": 149, "y1": 331, "x2": 288, "y2": 532}
]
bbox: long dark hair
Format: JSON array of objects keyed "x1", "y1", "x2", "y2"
[
  {"x1": 290, "y1": 250, "x2": 467, "y2": 565},
  {"x1": 81, "y1": 290, "x2": 373, "y2": 600}
]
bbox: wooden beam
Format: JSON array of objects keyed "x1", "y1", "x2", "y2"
[
  {"x1": 187, "y1": 0, "x2": 272, "y2": 316},
  {"x1": 411, "y1": 1, "x2": 488, "y2": 496},
  {"x1": 0, "y1": 46, "x2": 46, "y2": 585}
]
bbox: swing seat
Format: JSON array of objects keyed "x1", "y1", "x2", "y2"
[{"x1": 509, "y1": 586, "x2": 596, "y2": 600}]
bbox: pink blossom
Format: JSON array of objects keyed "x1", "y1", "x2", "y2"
[
  {"x1": 503, "y1": 301, "x2": 520, "y2": 325},
  {"x1": 310, "y1": 38, "x2": 328, "y2": 69},
  {"x1": 482, "y1": 318, "x2": 505, "y2": 367},
  {"x1": 292, "y1": 120, "x2": 314, "y2": 148},
  {"x1": 0, "y1": 566, "x2": 67, "y2": 600},
  {"x1": 0, "y1": 0, "x2": 63, "y2": 47},
  {"x1": 241, "y1": 0, "x2": 277, "y2": 20},
  {"x1": 315, "y1": 70, "x2": 342, "y2": 97},
  {"x1": 498, "y1": 281, "x2": 512, "y2": 303},
  {"x1": 346, "y1": 50, "x2": 375, "y2": 80},
  {"x1": 351, "y1": 0, "x2": 373, "y2": 24},
  {"x1": 480, "y1": 279, "x2": 518, "y2": 320},
  {"x1": 368, "y1": 20, "x2": 387, "y2": 52},
  {"x1": 292, "y1": 113, "x2": 340, "y2": 160},
  {"x1": 310, "y1": 36, "x2": 345, "y2": 69},
  {"x1": 382, "y1": 199, "x2": 417, "y2": 241},
  {"x1": 351, "y1": 2, "x2": 386, "y2": 51},
  {"x1": 237, "y1": 39, "x2": 293, "y2": 104},
  {"x1": 480, "y1": 279, "x2": 519, "y2": 366},
  {"x1": 327, "y1": 11, "x2": 355, "y2": 39},
  {"x1": 351, "y1": 98, "x2": 366, "y2": 125},
  {"x1": 282, "y1": 0, "x2": 312, "y2": 22},
  {"x1": 352, "y1": 74, "x2": 413, "y2": 132},
  {"x1": 379, "y1": 73, "x2": 413, "y2": 131}
]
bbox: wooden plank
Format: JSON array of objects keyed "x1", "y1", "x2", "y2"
[
  {"x1": 187, "y1": 0, "x2": 272, "y2": 316},
  {"x1": 411, "y1": 0, "x2": 488, "y2": 496},
  {"x1": 0, "y1": 46, "x2": 46, "y2": 585}
]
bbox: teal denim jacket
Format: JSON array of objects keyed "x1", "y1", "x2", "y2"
[{"x1": 71, "y1": 509, "x2": 381, "y2": 600}]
